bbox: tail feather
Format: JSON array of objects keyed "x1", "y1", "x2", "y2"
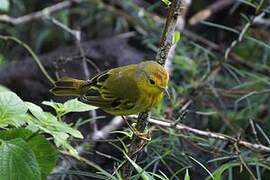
[{"x1": 50, "y1": 77, "x2": 85, "y2": 96}]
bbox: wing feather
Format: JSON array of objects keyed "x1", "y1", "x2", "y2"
[{"x1": 78, "y1": 67, "x2": 138, "y2": 113}]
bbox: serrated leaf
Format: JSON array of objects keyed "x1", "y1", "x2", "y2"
[
  {"x1": 28, "y1": 136, "x2": 57, "y2": 179},
  {"x1": 0, "y1": 138, "x2": 41, "y2": 180},
  {"x1": 0, "y1": 128, "x2": 57, "y2": 180},
  {"x1": 25, "y1": 101, "x2": 47, "y2": 120},
  {"x1": 0, "y1": 0, "x2": 10, "y2": 12},
  {"x1": 26, "y1": 102, "x2": 83, "y2": 139},
  {"x1": 0, "y1": 91, "x2": 28, "y2": 127},
  {"x1": 26, "y1": 102, "x2": 83, "y2": 154},
  {"x1": 64, "y1": 98, "x2": 98, "y2": 114},
  {"x1": 172, "y1": 31, "x2": 181, "y2": 44},
  {"x1": 0, "y1": 91, "x2": 27, "y2": 116}
]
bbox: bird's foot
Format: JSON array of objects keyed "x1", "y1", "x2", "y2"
[{"x1": 133, "y1": 129, "x2": 151, "y2": 141}]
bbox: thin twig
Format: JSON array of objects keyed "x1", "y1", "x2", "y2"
[
  {"x1": 92, "y1": 116, "x2": 124, "y2": 141},
  {"x1": 189, "y1": 0, "x2": 236, "y2": 25},
  {"x1": 254, "y1": 15, "x2": 270, "y2": 26},
  {"x1": 122, "y1": 112, "x2": 150, "y2": 179},
  {"x1": 234, "y1": 143, "x2": 257, "y2": 180},
  {"x1": 142, "y1": 117, "x2": 270, "y2": 153},
  {"x1": 0, "y1": 35, "x2": 54, "y2": 84},
  {"x1": 49, "y1": 16, "x2": 81, "y2": 40},
  {"x1": 182, "y1": 29, "x2": 270, "y2": 76},
  {"x1": 44, "y1": 4, "x2": 101, "y2": 140},
  {"x1": 0, "y1": 0, "x2": 83, "y2": 25},
  {"x1": 225, "y1": 0, "x2": 266, "y2": 60}
]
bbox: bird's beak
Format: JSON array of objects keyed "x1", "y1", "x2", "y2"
[{"x1": 161, "y1": 87, "x2": 170, "y2": 99}]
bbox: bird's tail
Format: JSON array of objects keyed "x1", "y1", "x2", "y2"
[{"x1": 50, "y1": 77, "x2": 86, "y2": 96}]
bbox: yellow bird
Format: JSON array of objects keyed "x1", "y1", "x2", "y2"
[{"x1": 51, "y1": 61, "x2": 169, "y2": 115}]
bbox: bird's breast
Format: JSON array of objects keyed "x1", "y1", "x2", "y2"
[{"x1": 139, "y1": 90, "x2": 163, "y2": 110}]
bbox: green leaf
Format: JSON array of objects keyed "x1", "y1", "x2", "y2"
[
  {"x1": 63, "y1": 98, "x2": 98, "y2": 114},
  {"x1": 0, "y1": 91, "x2": 28, "y2": 127},
  {"x1": 210, "y1": 161, "x2": 270, "y2": 180},
  {"x1": 124, "y1": 153, "x2": 153, "y2": 180},
  {"x1": 211, "y1": 162, "x2": 240, "y2": 180},
  {"x1": 172, "y1": 31, "x2": 181, "y2": 44},
  {"x1": 111, "y1": 130, "x2": 133, "y2": 138},
  {"x1": 26, "y1": 102, "x2": 84, "y2": 139},
  {"x1": 28, "y1": 135, "x2": 57, "y2": 179},
  {"x1": 0, "y1": 138, "x2": 41, "y2": 180},
  {"x1": 42, "y1": 101, "x2": 65, "y2": 115},
  {"x1": 0, "y1": 85, "x2": 9, "y2": 92},
  {"x1": 42, "y1": 99, "x2": 97, "y2": 116},
  {"x1": 184, "y1": 169, "x2": 190, "y2": 180},
  {"x1": 26, "y1": 101, "x2": 48, "y2": 121},
  {"x1": 0, "y1": 128, "x2": 57, "y2": 180},
  {"x1": 0, "y1": 0, "x2": 10, "y2": 12},
  {"x1": 26, "y1": 102, "x2": 83, "y2": 154},
  {"x1": 161, "y1": 0, "x2": 171, "y2": 6}
]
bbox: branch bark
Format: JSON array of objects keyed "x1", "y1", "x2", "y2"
[
  {"x1": 145, "y1": 117, "x2": 270, "y2": 153},
  {"x1": 156, "y1": 0, "x2": 183, "y2": 66},
  {"x1": 122, "y1": 0, "x2": 184, "y2": 179}
]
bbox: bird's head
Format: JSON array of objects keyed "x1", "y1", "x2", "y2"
[{"x1": 136, "y1": 61, "x2": 169, "y2": 96}]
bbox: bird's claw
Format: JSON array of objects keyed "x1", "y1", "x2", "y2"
[{"x1": 133, "y1": 130, "x2": 151, "y2": 141}]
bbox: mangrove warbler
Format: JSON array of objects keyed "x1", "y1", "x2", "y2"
[{"x1": 51, "y1": 61, "x2": 169, "y2": 115}]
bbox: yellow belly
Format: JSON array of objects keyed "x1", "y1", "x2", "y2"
[{"x1": 103, "y1": 92, "x2": 163, "y2": 116}]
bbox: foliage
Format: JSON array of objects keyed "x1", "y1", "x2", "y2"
[
  {"x1": 0, "y1": 0, "x2": 9, "y2": 13},
  {"x1": 0, "y1": 91, "x2": 28, "y2": 127},
  {"x1": 0, "y1": 90, "x2": 97, "y2": 179},
  {"x1": 0, "y1": 138, "x2": 41, "y2": 180},
  {"x1": 0, "y1": 0, "x2": 270, "y2": 179},
  {"x1": 0, "y1": 128, "x2": 57, "y2": 179}
]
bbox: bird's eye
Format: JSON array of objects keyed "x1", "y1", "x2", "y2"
[{"x1": 149, "y1": 79, "x2": 155, "y2": 85}]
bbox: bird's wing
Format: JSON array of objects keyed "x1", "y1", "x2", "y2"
[
  {"x1": 80, "y1": 70, "x2": 109, "y2": 89},
  {"x1": 79, "y1": 89, "x2": 136, "y2": 111},
  {"x1": 79, "y1": 70, "x2": 115, "y2": 108},
  {"x1": 79, "y1": 68, "x2": 137, "y2": 111}
]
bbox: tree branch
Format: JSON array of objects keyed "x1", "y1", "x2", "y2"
[
  {"x1": 189, "y1": 0, "x2": 236, "y2": 25},
  {"x1": 156, "y1": 0, "x2": 183, "y2": 66},
  {"x1": 122, "y1": 0, "x2": 184, "y2": 179},
  {"x1": 0, "y1": 0, "x2": 83, "y2": 25},
  {"x1": 126, "y1": 115, "x2": 270, "y2": 153},
  {"x1": 134, "y1": 116, "x2": 270, "y2": 153},
  {"x1": 224, "y1": 0, "x2": 266, "y2": 60}
]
